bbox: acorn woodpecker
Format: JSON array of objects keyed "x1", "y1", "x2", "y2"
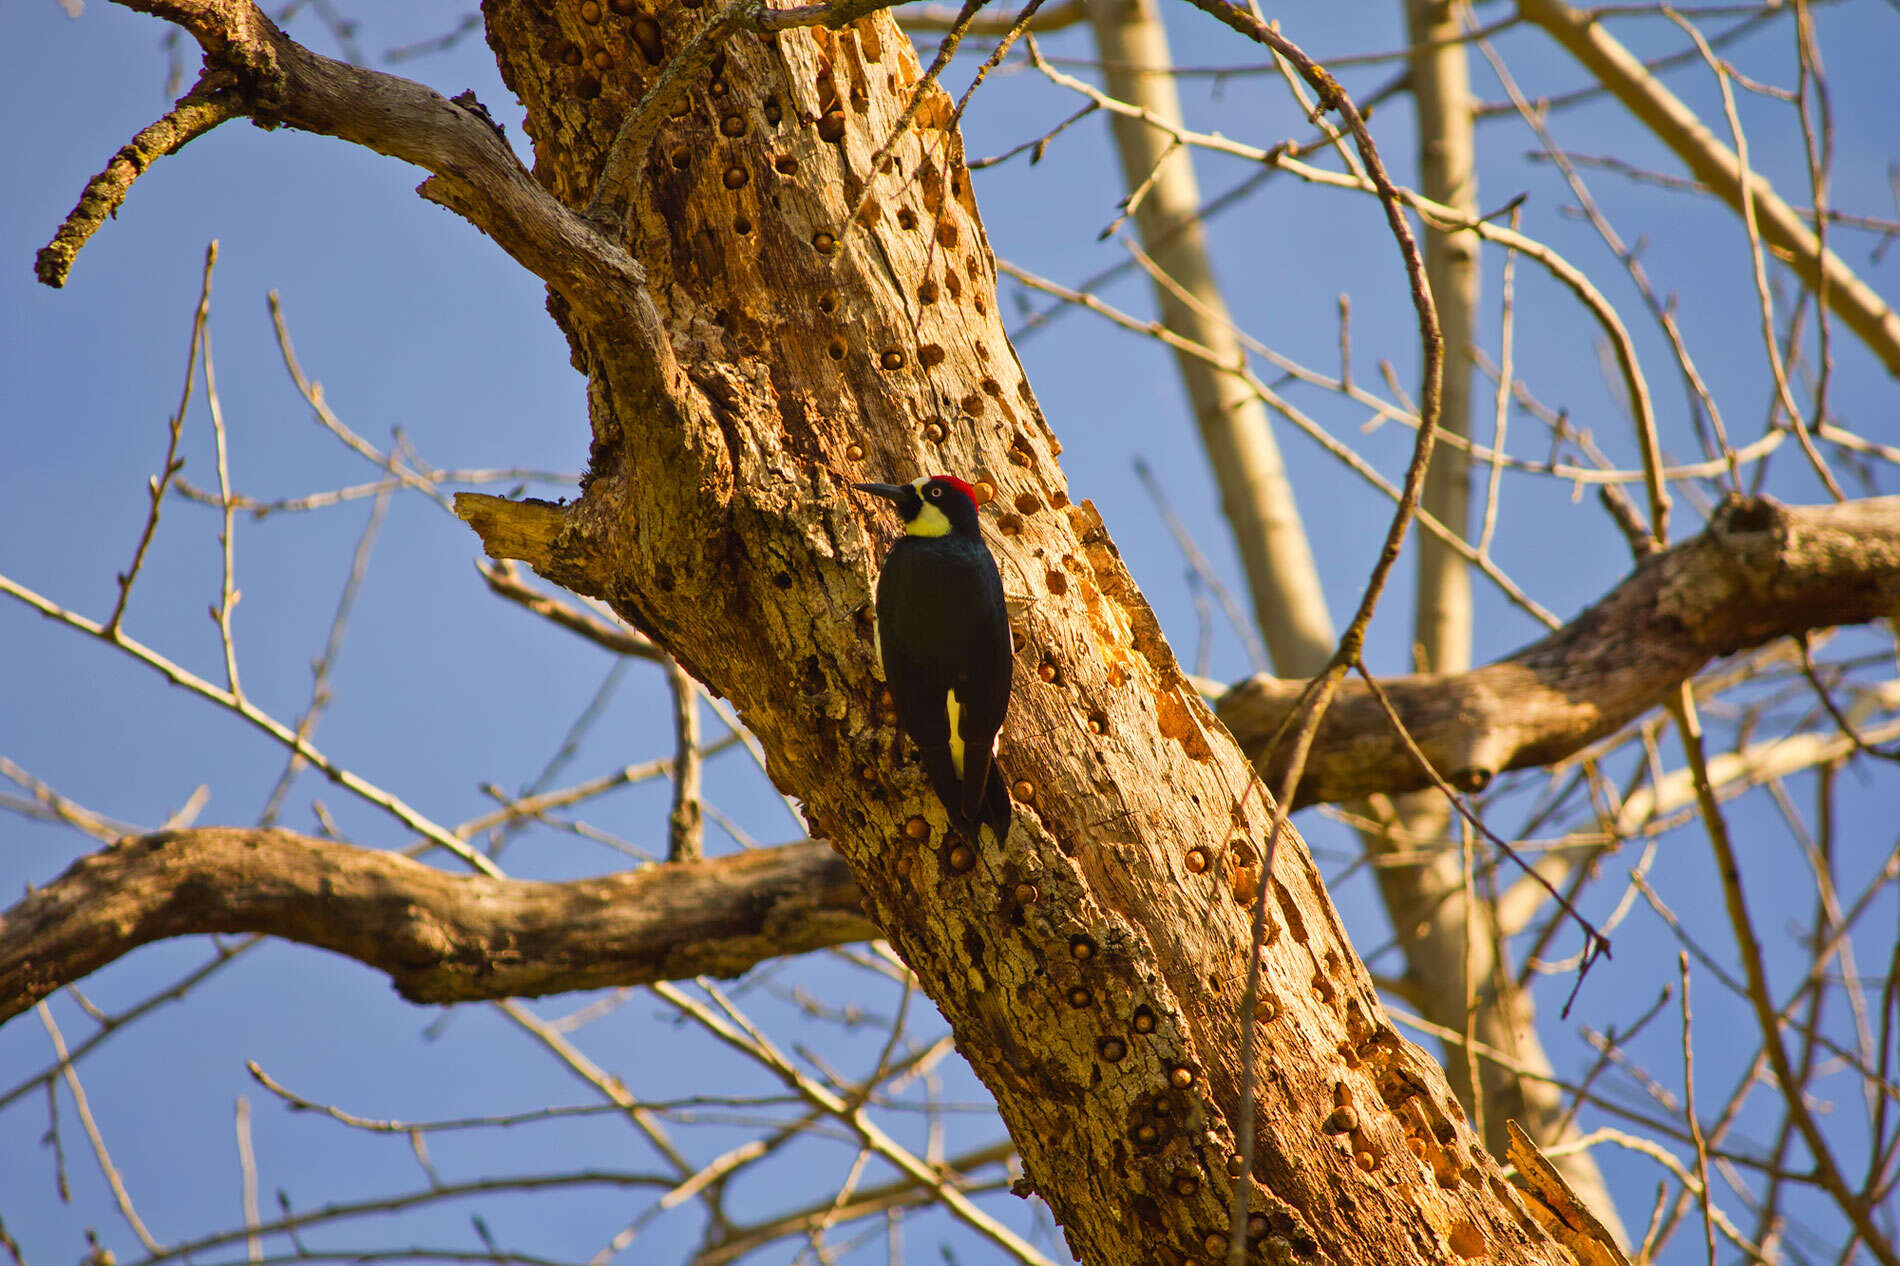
[{"x1": 855, "y1": 475, "x2": 1013, "y2": 842}]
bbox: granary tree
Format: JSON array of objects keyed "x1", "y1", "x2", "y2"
[{"x1": 3, "y1": 2, "x2": 1898, "y2": 1265}]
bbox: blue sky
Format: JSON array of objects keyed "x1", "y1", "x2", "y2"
[{"x1": 4, "y1": 3, "x2": 1897, "y2": 1263}]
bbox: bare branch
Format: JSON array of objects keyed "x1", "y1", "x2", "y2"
[
  {"x1": 35, "y1": 80, "x2": 242, "y2": 288},
  {"x1": 0, "y1": 829, "x2": 872, "y2": 1025},
  {"x1": 1218, "y1": 497, "x2": 1900, "y2": 806}
]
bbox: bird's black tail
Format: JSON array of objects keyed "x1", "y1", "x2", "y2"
[
  {"x1": 916, "y1": 745, "x2": 1013, "y2": 844},
  {"x1": 977, "y1": 764, "x2": 1012, "y2": 843}
]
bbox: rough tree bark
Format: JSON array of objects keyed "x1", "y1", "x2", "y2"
[
  {"x1": 17, "y1": 3, "x2": 1624, "y2": 1264},
  {"x1": 450, "y1": 5, "x2": 1573, "y2": 1258}
]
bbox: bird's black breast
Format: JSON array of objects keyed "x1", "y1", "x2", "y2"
[{"x1": 875, "y1": 534, "x2": 1011, "y2": 746}]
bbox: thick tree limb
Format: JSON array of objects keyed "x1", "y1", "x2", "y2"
[
  {"x1": 0, "y1": 829, "x2": 871, "y2": 1024},
  {"x1": 1217, "y1": 496, "x2": 1900, "y2": 807}
]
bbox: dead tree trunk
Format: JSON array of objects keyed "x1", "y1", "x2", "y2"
[
  {"x1": 456, "y1": 5, "x2": 1575, "y2": 1262},
  {"x1": 43, "y1": 3, "x2": 1592, "y2": 1263}
]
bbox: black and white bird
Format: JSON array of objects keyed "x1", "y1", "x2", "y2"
[{"x1": 854, "y1": 475, "x2": 1013, "y2": 842}]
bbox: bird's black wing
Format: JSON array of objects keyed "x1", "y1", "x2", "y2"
[{"x1": 877, "y1": 536, "x2": 1013, "y2": 840}]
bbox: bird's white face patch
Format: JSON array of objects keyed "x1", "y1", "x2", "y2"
[
  {"x1": 945, "y1": 688, "x2": 965, "y2": 778},
  {"x1": 905, "y1": 476, "x2": 954, "y2": 538}
]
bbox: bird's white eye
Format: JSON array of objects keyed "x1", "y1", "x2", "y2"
[{"x1": 929, "y1": 486, "x2": 942, "y2": 498}]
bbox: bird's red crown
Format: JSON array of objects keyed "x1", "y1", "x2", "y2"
[{"x1": 930, "y1": 475, "x2": 979, "y2": 504}]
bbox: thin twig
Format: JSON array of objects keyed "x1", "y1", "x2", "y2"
[
  {"x1": 38, "y1": 1003, "x2": 162, "y2": 1253},
  {"x1": 108, "y1": 242, "x2": 218, "y2": 635},
  {"x1": 666, "y1": 658, "x2": 705, "y2": 862},
  {"x1": 0, "y1": 570, "x2": 503, "y2": 878}
]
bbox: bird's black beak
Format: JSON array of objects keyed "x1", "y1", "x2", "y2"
[{"x1": 853, "y1": 482, "x2": 907, "y2": 503}]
